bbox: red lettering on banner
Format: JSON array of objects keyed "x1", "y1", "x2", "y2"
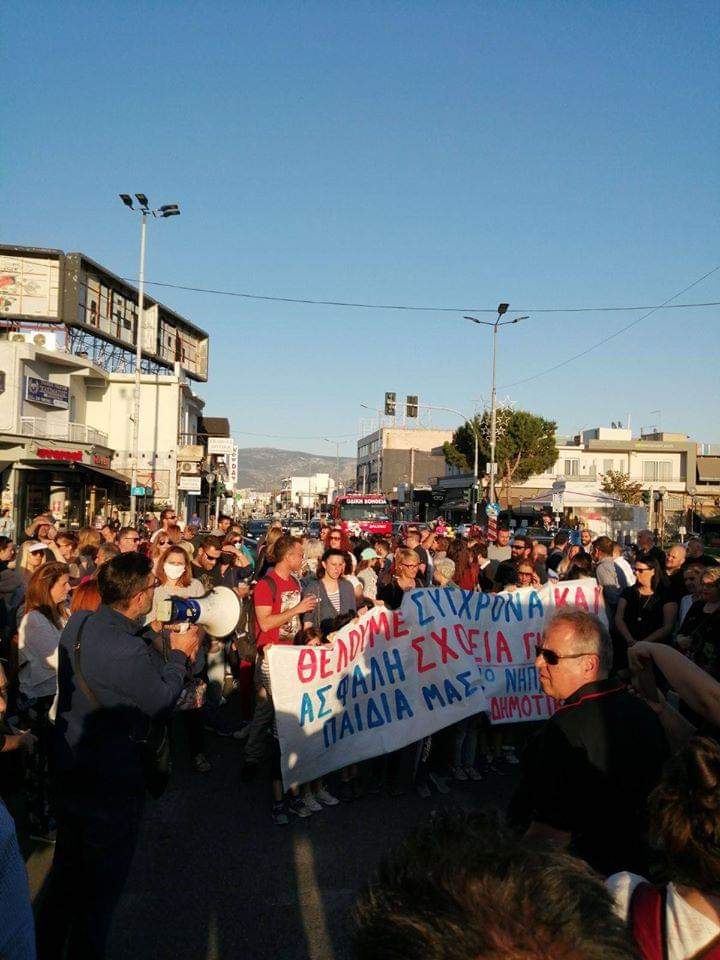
[
  {"x1": 411, "y1": 634, "x2": 437, "y2": 673},
  {"x1": 430, "y1": 627, "x2": 460, "y2": 665},
  {"x1": 297, "y1": 649, "x2": 317, "y2": 684},
  {"x1": 348, "y1": 629, "x2": 362, "y2": 660},
  {"x1": 523, "y1": 631, "x2": 540, "y2": 660},
  {"x1": 453, "y1": 624, "x2": 479, "y2": 656},
  {"x1": 335, "y1": 638, "x2": 348, "y2": 672},
  {"x1": 495, "y1": 630, "x2": 513, "y2": 664},
  {"x1": 319, "y1": 647, "x2": 333, "y2": 679},
  {"x1": 483, "y1": 631, "x2": 492, "y2": 662},
  {"x1": 393, "y1": 611, "x2": 409, "y2": 638},
  {"x1": 573, "y1": 587, "x2": 589, "y2": 612},
  {"x1": 554, "y1": 587, "x2": 570, "y2": 607}
]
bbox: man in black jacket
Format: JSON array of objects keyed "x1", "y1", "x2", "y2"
[
  {"x1": 37, "y1": 553, "x2": 200, "y2": 960},
  {"x1": 509, "y1": 608, "x2": 668, "y2": 876}
]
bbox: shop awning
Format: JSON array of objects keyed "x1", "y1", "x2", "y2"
[
  {"x1": 698, "y1": 458, "x2": 720, "y2": 482},
  {"x1": 79, "y1": 463, "x2": 130, "y2": 486}
]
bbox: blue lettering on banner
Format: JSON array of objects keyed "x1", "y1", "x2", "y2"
[
  {"x1": 351, "y1": 665, "x2": 368, "y2": 699},
  {"x1": 411, "y1": 590, "x2": 434, "y2": 626},
  {"x1": 422, "y1": 683, "x2": 445, "y2": 710},
  {"x1": 382, "y1": 648, "x2": 405, "y2": 684},
  {"x1": 528, "y1": 591, "x2": 544, "y2": 618},
  {"x1": 370, "y1": 657, "x2": 386, "y2": 690},
  {"x1": 299, "y1": 693, "x2": 314, "y2": 726},
  {"x1": 317, "y1": 684, "x2": 332, "y2": 719}
]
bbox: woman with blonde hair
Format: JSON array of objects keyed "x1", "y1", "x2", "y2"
[
  {"x1": 77, "y1": 527, "x2": 102, "y2": 552},
  {"x1": 255, "y1": 525, "x2": 285, "y2": 580}
]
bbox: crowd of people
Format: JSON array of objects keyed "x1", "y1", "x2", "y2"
[{"x1": 1, "y1": 507, "x2": 719, "y2": 959}]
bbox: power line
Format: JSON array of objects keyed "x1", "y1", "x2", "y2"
[
  {"x1": 499, "y1": 263, "x2": 720, "y2": 390},
  {"x1": 120, "y1": 276, "x2": 720, "y2": 315},
  {"x1": 232, "y1": 430, "x2": 356, "y2": 441}
]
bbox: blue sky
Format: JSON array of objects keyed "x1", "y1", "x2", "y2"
[{"x1": 4, "y1": 1, "x2": 719, "y2": 454}]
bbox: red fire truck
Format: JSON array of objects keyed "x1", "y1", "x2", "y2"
[{"x1": 331, "y1": 494, "x2": 392, "y2": 537}]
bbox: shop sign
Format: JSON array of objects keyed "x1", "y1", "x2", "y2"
[
  {"x1": 177, "y1": 445, "x2": 204, "y2": 462},
  {"x1": 37, "y1": 448, "x2": 82, "y2": 462},
  {"x1": 92, "y1": 454, "x2": 110, "y2": 468},
  {"x1": 207, "y1": 437, "x2": 234, "y2": 456},
  {"x1": 24, "y1": 375, "x2": 69, "y2": 409},
  {"x1": 178, "y1": 475, "x2": 202, "y2": 493}
]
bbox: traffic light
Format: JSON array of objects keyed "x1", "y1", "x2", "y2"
[
  {"x1": 406, "y1": 395, "x2": 418, "y2": 418},
  {"x1": 384, "y1": 392, "x2": 396, "y2": 416}
]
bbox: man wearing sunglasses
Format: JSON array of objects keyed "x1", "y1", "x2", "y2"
[
  {"x1": 150, "y1": 507, "x2": 178, "y2": 543},
  {"x1": 509, "y1": 608, "x2": 668, "y2": 877},
  {"x1": 117, "y1": 526, "x2": 141, "y2": 553}
]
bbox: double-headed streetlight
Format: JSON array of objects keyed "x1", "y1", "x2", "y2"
[
  {"x1": 464, "y1": 304, "x2": 528, "y2": 506},
  {"x1": 119, "y1": 193, "x2": 181, "y2": 523}
]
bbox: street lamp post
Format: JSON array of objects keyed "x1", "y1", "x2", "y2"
[
  {"x1": 465, "y1": 305, "x2": 529, "y2": 506},
  {"x1": 119, "y1": 194, "x2": 180, "y2": 525}
]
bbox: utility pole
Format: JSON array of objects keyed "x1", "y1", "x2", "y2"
[
  {"x1": 119, "y1": 193, "x2": 180, "y2": 525},
  {"x1": 465, "y1": 305, "x2": 529, "y2": 507},
  {"x1": 129, "y1": 211, "x2": 147, "y2": 525}
]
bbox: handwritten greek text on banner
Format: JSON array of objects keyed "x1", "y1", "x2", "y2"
[{"x1": 268, "y1": 579, "x2": 605, "y2": 790}]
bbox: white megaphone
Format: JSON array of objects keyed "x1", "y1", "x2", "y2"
[{"x1": 155, "y1": 586, "x2": 241, "y2": 638}]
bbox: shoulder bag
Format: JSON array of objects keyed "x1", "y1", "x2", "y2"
[{"x1": 74, "y1": 614, "x2": 171, "y2": 798}]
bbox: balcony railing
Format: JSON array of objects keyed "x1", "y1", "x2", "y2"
[{"x1": 20, "y1": 417, "x2": 109, "y2": 447}]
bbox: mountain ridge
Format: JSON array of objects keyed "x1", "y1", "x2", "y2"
[{"x1": 235, "y1": 446, "x2": 356, "y2": 490}]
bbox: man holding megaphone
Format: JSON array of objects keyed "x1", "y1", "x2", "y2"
[{"x1": 40, "y1": 552, "x2": 203, "y2": 959}]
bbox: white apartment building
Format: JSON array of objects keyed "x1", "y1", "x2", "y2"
[
  {"x1": 280, "y1": 473, "x2": 335, "y2": 514},
  {"x1": 87, "y1": 368, "x2": 205, "y2": 516},
  {"x1": 0, "y1": 339, "x2": 126, "y2": 530},
  {"x1": 515, "y1": 426, "x2": 696, "y2": 511}
]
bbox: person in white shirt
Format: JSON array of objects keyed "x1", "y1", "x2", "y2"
[
  {"x1": 612, "y1": 543, "x2": 636, "y2": 587},
  {"x1": 17, "y1": 562, "x2": 70, "y2": 707},
  {"x1": 607, "y1": 736, "x2": 720, "y2": 960}
]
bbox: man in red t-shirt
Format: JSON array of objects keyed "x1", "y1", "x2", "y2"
[
  {"x1": 253, "y1": 537, "x2": 316, "y2": 647},
  {"x1": 242, "y1": 537, "x2": 317, "y2": 820}
]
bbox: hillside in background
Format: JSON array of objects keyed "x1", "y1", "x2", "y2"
[{"x1": 235, "y1": 447, "x2": 356, "y2": 490}]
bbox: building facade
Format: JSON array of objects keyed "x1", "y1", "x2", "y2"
[
  {"x1": 280, "y1": 474, "x2": 335, "y2": 514},
  {"x1": 0, "y1": 245, "x2": 214, "y2": 530},
  {"x1": 0, "y1": 339, "x2": 129, "y2": 531},
  {"x1": 356, "y1": 427, "x2": 453, "y2": 497}
]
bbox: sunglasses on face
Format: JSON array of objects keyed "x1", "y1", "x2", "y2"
[
  {"x1": 633, "y1": 566, "x2": 652, "y2": 573},
  {"x1": 535, "y1": 645, "x2": 590, "y2": 666},
  {"x1": 205, "y1": 555, "x2": 220, "y2": 564}
]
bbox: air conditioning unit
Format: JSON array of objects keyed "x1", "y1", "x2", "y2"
[
  {"x1": 179, "y1": 461, "x2": 201, "y2": 476},
  {"x1": 8, "y1": 330, "x2": 61, "y2": 351}
]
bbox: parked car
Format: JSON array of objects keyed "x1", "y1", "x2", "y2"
[
  {"x1": 289, "y1": 519, "x2": 307, "y2": 537},
  {"x1": 308, "y1": 519, "x2": 322, "y2": 539},
  {"x1": 245, "y1": 519, "x2": 270, "y2": 546}
]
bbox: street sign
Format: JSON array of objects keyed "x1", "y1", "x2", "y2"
[
  {"x1": 207, "y1": 437, "x2": 234, "y2": 456},
  {"x1": 488, "y1": 462, "x2": 498, "y2": 474},
  {"x1": 551, "y1": 493, "x2": 564, "y2": 514},
  {"x1": 131, "y1": 486, "x2": 145, "y2": 496},
  {"x1": 178, "y1": 475, "x2": 201, "y2": 493}
]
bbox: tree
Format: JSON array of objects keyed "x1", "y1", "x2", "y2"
[
  {"x1": 444, "y1": 409, "x2": 557, "y2": 506},
  {"x1": 600, "y1": 470, "x2": 644, "y2": 505}
]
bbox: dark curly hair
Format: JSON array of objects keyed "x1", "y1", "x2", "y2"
[
  {"x1": 354, "y1": 811, "x2": 636, "y2": 960},
  {"x1": 648, "y1": 736, "x2": 720, "y2": 895}
]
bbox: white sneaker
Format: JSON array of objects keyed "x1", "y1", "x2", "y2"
[
  {"x1": 303, "y1": 794, "x2": 323, "y2": 813},
  {"x1": 314, "y1": 787, "x2": 340, "y2": 807}
]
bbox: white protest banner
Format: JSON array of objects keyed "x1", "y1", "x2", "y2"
[{"x1": 268, "y1": 579, "x2": 606, "y2": 790}]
